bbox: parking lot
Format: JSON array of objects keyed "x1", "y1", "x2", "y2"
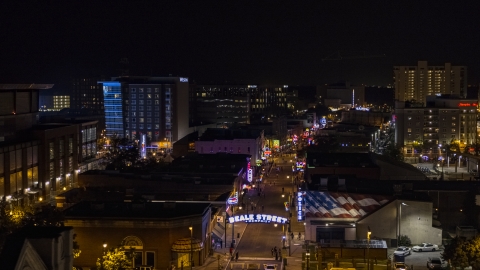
[{"x1": 397, "y1": 249, "x2": 444, "y2": 270}]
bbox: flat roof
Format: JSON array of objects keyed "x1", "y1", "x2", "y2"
[
  {"x1": 64, "y1": 201, "x2": 211, "y2": 220},
  {"x1": 0, "y1": 84, "x2": 54, "y2": 90}
]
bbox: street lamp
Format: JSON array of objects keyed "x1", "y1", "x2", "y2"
[
  {"x1": 306, "y1": 252, "x2": 310, "y2": 270},
  {"x1": 189, "y1": 226, "x2": 194, "y2": 269},
  {"x1": 103, "y1": 242, "x2": 107, "y2": 254},
  {"x1": 398, "y1": 202, "x2": 408, "y2": 246},
  {"x1": 367, "y1": 227, "x2": 371, "y2": 270}
]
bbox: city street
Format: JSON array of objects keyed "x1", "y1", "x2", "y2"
[{"x1": 228, "y1": 153, "x2": 303, "y2": 269}]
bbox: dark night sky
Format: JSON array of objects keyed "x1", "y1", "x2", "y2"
[{"x1": 1, "y1": 1, "x2": 479, "y2": 90}]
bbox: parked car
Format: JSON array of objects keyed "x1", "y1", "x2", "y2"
[
  {"x1": 394, "y1": 246, "x2": 411, "y2": 256},
  {"x1": 427, "y1": 257, "x2": 445, "y2": 269},
  {"x1": 412, "y1": 243, "x2": 439, "y2": 252},
  {"x1": 263, "y1": 264, "x2": 277, "y2": 270},
  {"x1": 395, "y1": 262, "x2": 408, "y2": 270}
]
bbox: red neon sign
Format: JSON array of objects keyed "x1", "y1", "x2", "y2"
[{"x1": 458, "y1": 103, "x2": 477, "y2": 107}]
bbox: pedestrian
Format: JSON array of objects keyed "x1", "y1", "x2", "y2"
[
  {"x1": 271, "y1": 248, "x2": 274, "y2": 256},
  {"x1": 290, "y1": 232, "x2": 294, "y2": 240},
  {"x1": 229, "y1": 247, "x2": 233, "y2": 256},
  {"x1": 275, "y1": 251, "x2": 278, "y2": 261},
  {"x1": 235, "y1": 251, "x2": 239, "y2": 261},
  {"x1": 298, "y1": 232, "x2": 301, "y2": 240},
  {"x1": 282, "y1": 187, "x2": 284, "y2": 192},
  {"x1": 279, "y1": 249, "x2": 282, "y2": 259}
]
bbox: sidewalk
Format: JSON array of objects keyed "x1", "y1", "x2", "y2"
[{"x1": 195, "y1": 221, "x2": 249, "y2": 270}]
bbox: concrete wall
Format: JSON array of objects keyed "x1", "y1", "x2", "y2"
[{"x1": 358, "y1": 200, "x2": 441, "y2": 246}]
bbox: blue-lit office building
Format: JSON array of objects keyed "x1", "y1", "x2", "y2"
[
  {"x1": 102, "y1": 81, "x2": 124, "y2": 137},
  {"x1": 99, "y1": 77, "x2": 190, "y2": 147}
]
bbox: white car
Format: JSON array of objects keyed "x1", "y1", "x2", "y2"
[
  {"x1": 263, "y1": 264, "x2": 277, "y2": 270},
  {"x1": 412, "y1": 243, "x2": 439, "y2": 252},
  {"x1": 394, "y1": 246, "x2": 411, "y2": 256}
]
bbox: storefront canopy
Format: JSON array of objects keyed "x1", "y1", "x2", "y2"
[{"x1": 171, "y1": 238, "x2": 203, "y2": 252}]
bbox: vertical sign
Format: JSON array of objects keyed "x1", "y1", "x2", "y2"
[
  {"x1": 297, "y1": 191, "x2": 304, "y2": 221},
  {"x1": 247, "y1": 162, "x2": 253, "y2": 182}
]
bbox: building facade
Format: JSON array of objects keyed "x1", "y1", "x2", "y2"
[
  {"x1": 99, "y1": 76, "x2": 190, "y2": 146},
  {"x1": 395, "y1": 96, "x2": 477, "y2": 156},
  {"x1": 194, "y1": 128, "x2": 263, "y2": 161},
  {"x1": 0, "y1": 84, "x2": 85, "y2": 206},
  {"x1": 70, "y1": 76, "x2": 105, "y2": 112},
  {"x1": 190, "y1": 85, "x2": 289, "y2": 126},
  {"x1": 64, "y1": 201, "x2": 212, "y2": 270},
  {"x1": 394, "y1": 61, "x2": 467, "y2": 104},
  {"x1": 317, "y1": 82, "x2": 365, "y2": 109}
]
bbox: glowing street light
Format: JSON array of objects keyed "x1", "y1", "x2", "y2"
[{"x1": 189, "y1": 226, "x2": 193, "y2": 269}]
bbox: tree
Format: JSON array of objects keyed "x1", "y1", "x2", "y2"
[
  {"x1": 97, "y1": 245, "x2": 136, "y2": 270},
  {"x1": 397, "y1": 235, "x2": 411, "y2": 247},
  {"x1": 383, "y1": 143, "x2": 404, "y2": 162},
  {"x1": 442, "y1": 236, "x2": 480, "y2": 270}
]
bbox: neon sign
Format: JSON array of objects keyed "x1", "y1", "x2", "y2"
[
  {"x1": 297, "y1": 191, "x2": 304, "y2": 221},
  {"x1": 228, "y1": 214, "x2": 288, "y2": 224},
  {"x1": 247, "y1": 162, "x2": 253, "y2": 182},
  {"x1": 227, "y1": 191, "x2": 238, "y2": 205},
  {"x1": 458, "y1": 103, "x2": 478, "y2": 107}
]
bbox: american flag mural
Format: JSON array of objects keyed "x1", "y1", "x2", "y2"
[{"x1": 304, "y1": 191, "x2": 391, "y2": 219}]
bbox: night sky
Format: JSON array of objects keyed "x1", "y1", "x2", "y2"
[{"x1": 1, "y1": 1, "x2": 479, "y2": 90}]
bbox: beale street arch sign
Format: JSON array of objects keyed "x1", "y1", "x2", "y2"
[{"x1": 228, "y1": 214, "x2": 288, "y2": 224}]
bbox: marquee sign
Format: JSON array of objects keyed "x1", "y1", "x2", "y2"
[
  {"x1": 458, "y1": 103, "x2": 478, "y2": 107},
  {"x1": 228, "y1": 214, "x2": 288, "y2": 224}
]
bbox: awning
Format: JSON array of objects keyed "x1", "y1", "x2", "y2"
[
  {"x1": 171, "y1": 238, "x2": 203, "y2": 252},
  {"x1": 211, "y1": 222, "x2": 225, "y2": 240}
]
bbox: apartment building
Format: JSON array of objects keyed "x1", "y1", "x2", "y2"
[
  {"x1": 394, "y1": 61, "x2": 467, "y2": 104},
  {"x1": 395, "y1": 95, "x2": 477, "y2": 155}
]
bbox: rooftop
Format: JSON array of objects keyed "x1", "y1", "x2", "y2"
[
  {"x1": 306, "y1": 152, "x2": 378, "y2": 168},
  {"x1": 63, "y1": 201, "x2": 211, "y2": 219},
  {"x1": 198, "y1": 128, "x2": 262, "y2": 141}
]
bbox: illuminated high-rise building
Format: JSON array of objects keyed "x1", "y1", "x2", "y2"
[
  {"x1": 98, "y1": 76, "x2": 189, "y2": 147},
  {"x1": 394, "y1": 61, "x2": 467, "y2": 104}
]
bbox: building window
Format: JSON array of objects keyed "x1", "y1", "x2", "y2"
[
  {"x1": 145, "y1": 251, "x2": 155, "y2": 267},
  {"x1": 407, "y1": 128, "x2": 412, "y2": 132}
]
